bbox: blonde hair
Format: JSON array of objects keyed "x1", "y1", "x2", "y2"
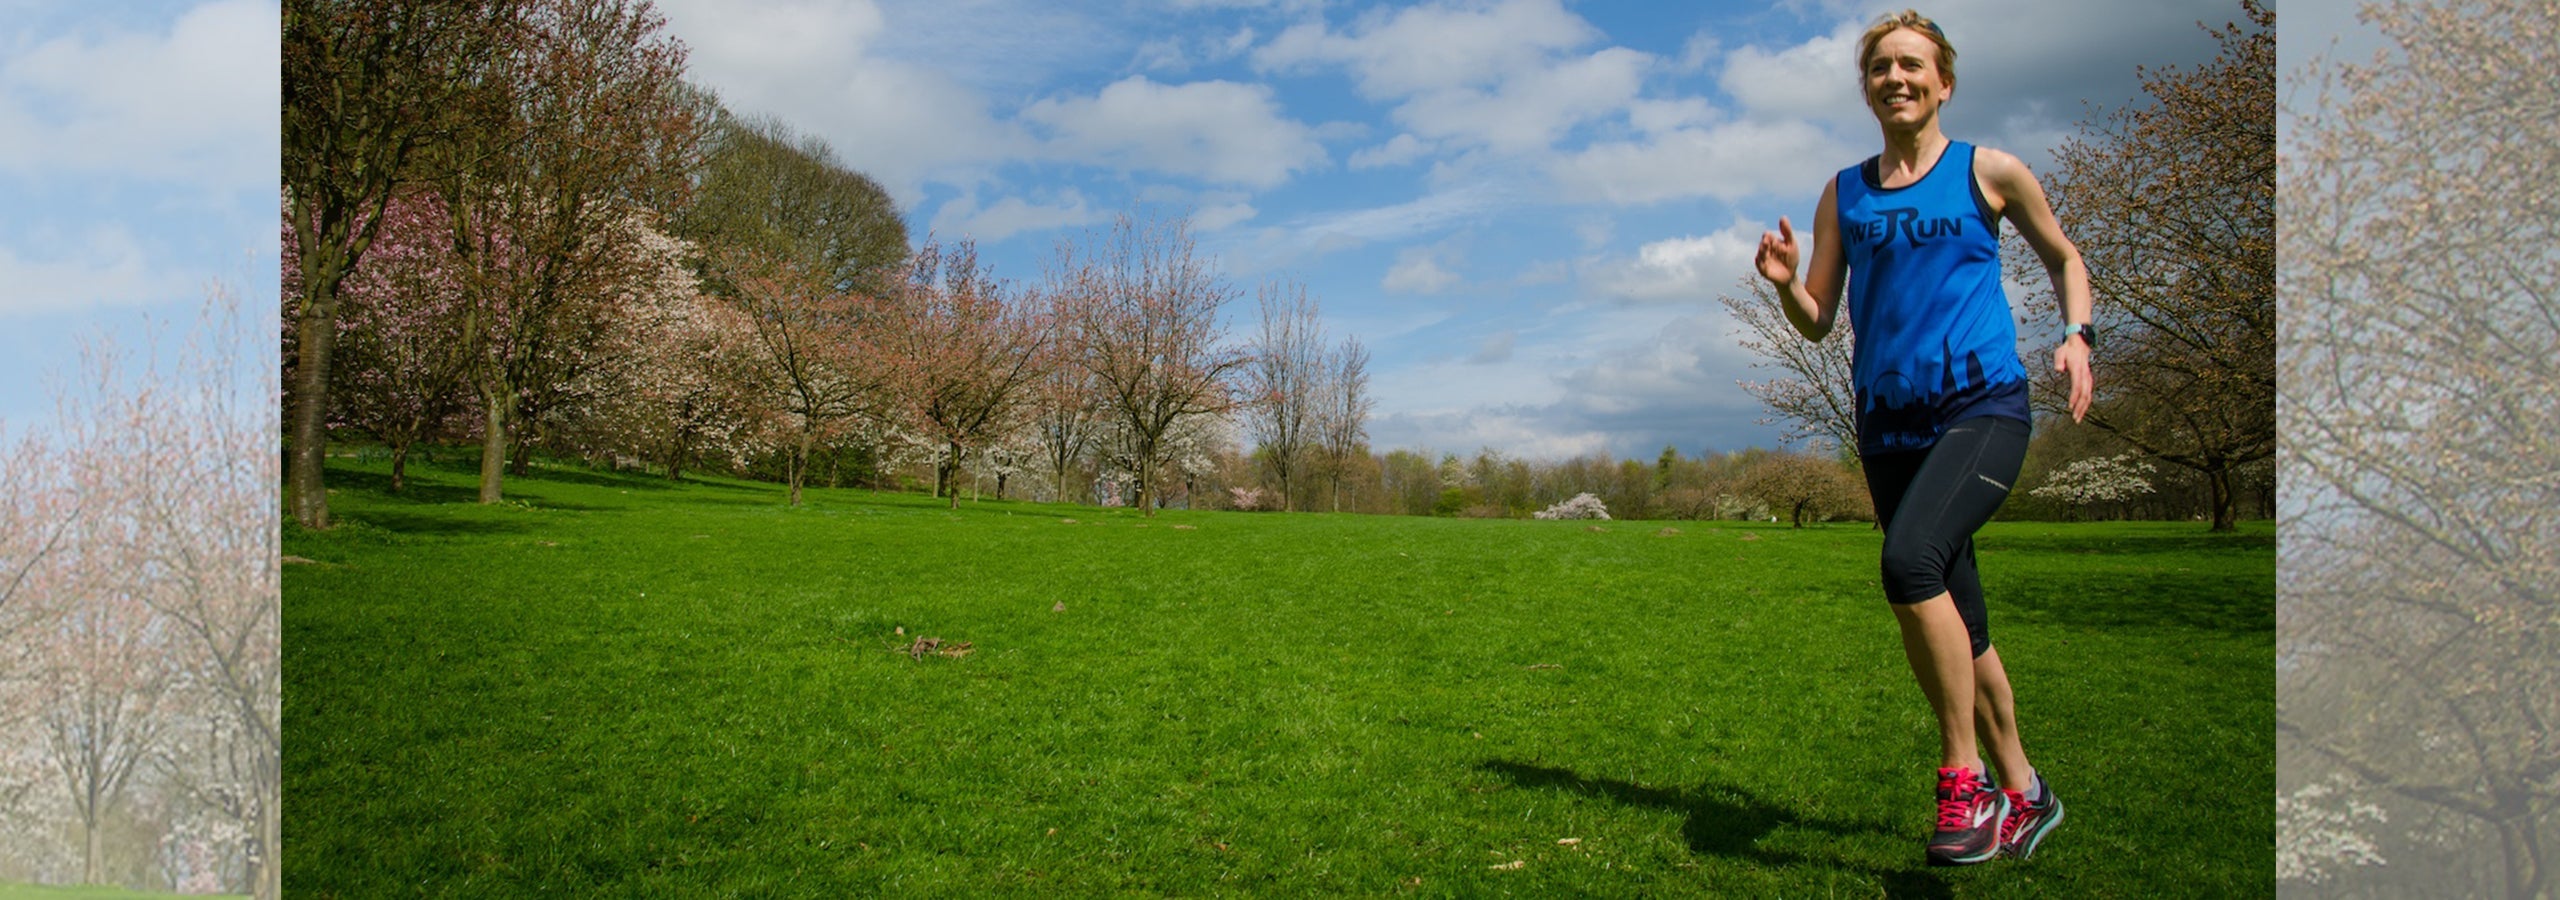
[{"x1": 1856, "y1": 10, "x2": 1956, "y2": 93}]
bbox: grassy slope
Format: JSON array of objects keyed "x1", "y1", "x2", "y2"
[{"x1": 286, "y1": 457, "x2": 2273, "y2": 897}]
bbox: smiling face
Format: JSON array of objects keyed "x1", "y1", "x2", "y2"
[{"x1": 1862, "y1": 26, "x2": 1952, "y2": 131}]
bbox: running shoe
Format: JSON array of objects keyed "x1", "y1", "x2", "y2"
[
  {"x1": 2000, "y1": 775, "x2": 2066, "y2": 860},
  {"x1": 1925, "y1": 766, "x2": 2010, "y2": 866}
]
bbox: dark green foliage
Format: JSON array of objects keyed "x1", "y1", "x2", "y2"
[{"x1": 678, "y1": 105, "x2": 908, "y2": 298}]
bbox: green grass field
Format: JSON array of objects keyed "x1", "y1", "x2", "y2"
[{"x1": 284, "y1": 456, "x2": 2273, "y2": 897}]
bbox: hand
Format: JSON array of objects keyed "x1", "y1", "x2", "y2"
[
  {"x1": 1755, "y1": 217, "x2": 1800, "y2": 289},
  {"x1": 2052, "y1": 336, "x2": 2093, "y2": 423}
]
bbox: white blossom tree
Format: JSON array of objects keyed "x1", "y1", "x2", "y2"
[{"x1": 2027, "y1": 452, "x2": 2158, "y2": 519}]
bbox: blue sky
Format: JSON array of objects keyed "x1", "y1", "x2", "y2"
[
  {"x1": 0, "y1": 1, "x2": 2347, "y2": 463},
  {"x1": 0, "y1": 0, "x2": 279, "y2": 431},
  {"x1": 660, "y1": 0, "x2": 2281, "y2": 461}
]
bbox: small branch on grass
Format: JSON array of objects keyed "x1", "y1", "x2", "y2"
[{"x1": 897, "y1": 636, "x2": 975, "y2": 659}]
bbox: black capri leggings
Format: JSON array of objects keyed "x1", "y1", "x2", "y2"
[{"x1": 1861, "y1": 416, "x2": 2031, "y2": 658}]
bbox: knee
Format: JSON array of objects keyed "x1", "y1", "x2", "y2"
[{"x1": 1879, "y1": 533, "x2": 1945, "y2": 604}]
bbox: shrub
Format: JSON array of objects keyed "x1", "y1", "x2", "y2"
[
  {"x1": 1228, "y1": 486, "x2": 1267, "y2": 511},
  {"x1": 1534, "y1": 492, "x2": 1610, "y2": 520}
]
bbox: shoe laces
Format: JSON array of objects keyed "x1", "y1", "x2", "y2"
[
  {"x1": 1997, "y1": 788, "x2": 2029, "y2": 842},
  {"x1": 1935, "y1": 769, "x2": 1984, "y2": 830}
]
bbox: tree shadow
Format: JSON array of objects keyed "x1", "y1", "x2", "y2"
[
  {"x1": 346, "y1": 510, "x2": 534, "y2": 538},
  {"x1": 1478, "y1": 760, "x2": 1951, "y2": 899},
  {"x1": 328, "y1": 468, "x2": 482, "y2": 505},
  {"x1": 1995, "y1": 570, "x2": 2273, "y2": 635}
]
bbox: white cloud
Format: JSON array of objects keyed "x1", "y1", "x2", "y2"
[
  {"x1": 1467, "y1": 331, "x2": 1516, "y2": 365},
  {"x1": 1392, "y1": 46, "x2": 1648, "y2": 153},
  {"x1": 1588, "y1": 221, "x2": 1766, "y2": 304},
  {"x1": 0, "y1": 225, "x2": 193, "y2": 315},
  {"x1": 1552, "y1": 119, "x2": 1848, "y2": 206},
  {"x1": 661, "y1": 0, "x2": 1024, "y2": 207},
  {"x1": 1194, "y1": 199, "x2": 1259, "y2": 232},
  {"x1": 1515, "y1": 259, "x2": 1569, "y2": 286},
  {"x1": 930, "y1": 190, "x2": 1102, "y2": 243},
  {"x1": 1349, "y1": 134, "x2": 1433, "y2": 170},
  {"x1": 1718, "y1": 22, "x2": 1867, "y2": 133},
  {"x1": 1021, "y1": 76, "x2": 1326, "y2": 188},
  {"x1": 1134, "y1": 36, "x2": 1191, "y2": 72},
  {"x1": 0, "y1": 0, "x2": 279, "y2": 191},
  {"x1": 1371, "y1": 407, "x2": 1611, "y2": 459},
  {"x1": 1252, "y1": 0, "x2": 1600, "y2": 97},
  {"x1": 1363, "y1": 307, "x2": 1782, "y2": 459},
  {"x1": 1383, "y1": 246, "x2": 1460, "y2": 294},
  {"x1": 1251, "y1": 0, "x2": 1644, "y2": 156},
  {"x1": 1677, "y1": 30, "x2": 1721, "y2": 73},
  {"x1": 1709, "y1": 0, "x2": 2237, "y2": 170},
  {"x1": 1626, "y1": 97, "x2": 1718, "y2": 136}
]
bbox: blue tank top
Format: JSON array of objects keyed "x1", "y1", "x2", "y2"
[{"x1": 1835, "y1": 141, "x2": 2031, "y2": 457}]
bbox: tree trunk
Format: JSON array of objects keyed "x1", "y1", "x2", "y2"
[
  {"x1": 509, "y1": 426, "x2": 534, "y2": 477},
  {"x1": 84, "y1": 812, "x2": 101, "y2": 885},
  {"x1": 390, "y1": 441, "x2": 411, "y2": 493},
  {"x1": 257, "y1": 794, "x2": 282, "y2": 900},
  {"x1": 789, "y1": 432, "x2": 809, "y2": 507},
  {"x1": 479, "y1": 387, "x2": 507, "y2": 504},
  {"x1": 288, "y1": 291, "x2": 338, "y2": 529},
  {"x1": 2207, "y1": 464, "x2": 2237, "y2": 532}
]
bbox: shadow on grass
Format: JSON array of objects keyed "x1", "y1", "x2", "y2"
[
  {"x1": 342, "y1": 510, "x2": 534, "y2": 539},
  {"x1": 509, "y1": 464, "x2": 689, "y2": 492},
  {"x1": 1983, "y1": 529, "x2": 2274, "y2": 558},
  {"x1": 327, "y1": 469, "x2": 481, "y2": 505},
  {"x1": 2007, "y1": 575, "x2": 2272, "y2": 636},
  {"x1": 1479, "y1": 760, "x2": 1950, "y2": 899}
]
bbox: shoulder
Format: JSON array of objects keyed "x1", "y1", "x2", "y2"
[{"x1": 1967, "y1": 145, "x2": 2039, "y2": 193}]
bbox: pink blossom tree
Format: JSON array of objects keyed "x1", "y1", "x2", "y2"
[
  {"x1": 281, "y1": 190, "x2": 478, "y2": 491},
  {"x1": 1050, "y1": 214, "x2": 1247, "y2": 516},
  {"x1": 25, "y1": 292, "x2": 279, "y2": 896},
  {"x1": 879, "y1": 239, "x2": 1054, "y2": 509},
  {"x1": 285, "y1": 0, "x2": 520, "y2": 528},
  {"x1": 713, "y1": 244, "x2": 889, "y2": 506},
  {"x1": 423, "y1": 0, "x2": 703, "y2": 503}
]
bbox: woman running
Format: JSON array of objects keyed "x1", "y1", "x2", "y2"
[{"x1": 1751, "y1": 9, "x2": 2093, "y2": 866}]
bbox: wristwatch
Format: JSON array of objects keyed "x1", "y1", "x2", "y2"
[{"x1": 2062, "y1": 322, "x2": 2097, "y2": 352}]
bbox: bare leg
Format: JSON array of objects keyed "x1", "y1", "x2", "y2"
[
  {"x1": 1972, "y1": 646, "x2": 2033, "y2": 793},
  {"x1": 1891, "y1": 593, "x2": 1981, "y2": 773}
]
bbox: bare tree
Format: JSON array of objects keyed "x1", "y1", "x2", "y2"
[
  {"x1": 2281, "y1": 0, "x2": 2560, "y2": 896},
  {"x1": 2016, "y1": 0, "x2": 2274, "y2": 531},
  {"x1": 1031, "y1": 309, "x2": 1104, "y2": 504},
  {"x1": 1243, "y1": 281, "x2": 1322, "y2": 511},
  {"x1": 1052, "y1": 214, "x2": 1248, "y2": 516},
  {"x1": 1314, "y1": 336, "x2": 1374, "y2": 513},
  {"x1": 1718, "y1": 275, "x2": 1857, "y2": 453}
]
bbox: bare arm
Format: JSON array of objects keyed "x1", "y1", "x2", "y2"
[
  {"x1": 1755, "y1": 176, "x2": 1847, "y2": 342},
  {"x1": 1978, "y1": 148, "x2": 2095, "y2": 421}
]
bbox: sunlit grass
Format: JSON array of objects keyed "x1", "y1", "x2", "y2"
[{"x1": 286, "y1": 455, "x2": 2273, "y2": 897}]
